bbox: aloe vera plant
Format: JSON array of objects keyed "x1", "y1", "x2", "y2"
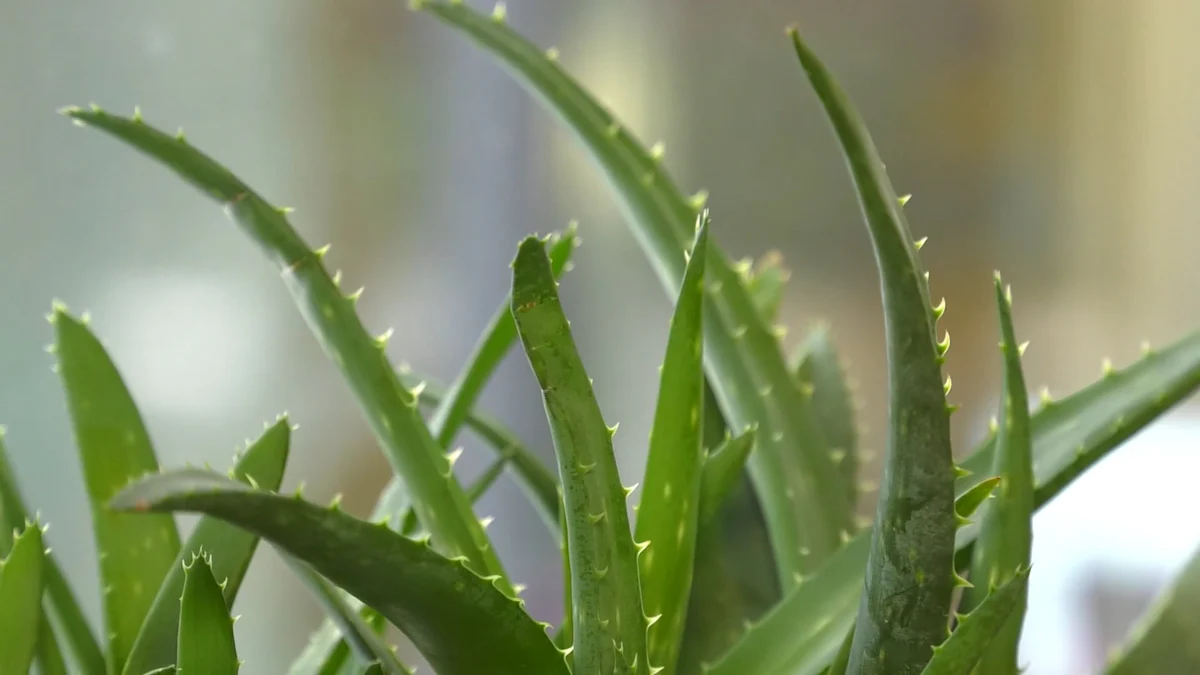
[{"x1": 3, "y1": 3, "x2": 1200, "y2": 674}]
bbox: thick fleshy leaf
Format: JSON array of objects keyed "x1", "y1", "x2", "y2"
[
  {"x1": 920, "y1": 568, "x2": 1031, "y2": 675},
  {"x1": 52, "y1": 307, "x2": 181, "y2": 673},
  {"x1": 110, "y1": 469, "x2": 567, "y2": 675},
  {"x1": 292, "y1": 452, "x2": 511, "y2": 675},
  {"x1": 0, "y1": 521, "x2": 45, "y2": 675},
  {"x1": 1105, "y1": 539, "x2": 1200, "y2": 674},
  {"x1": 65, "y1": 106, "x2": 511, "y2": 595},
  {"x1": 697, "y1": 429, "x2": 758, "y2": 527},
  {"x1": 177, "y1": 552, "x2": 238, "y2": 675},
  {"x1": 954, "y1": 477, "x2": 1000, "y2": 524},
  {"x1": 959, "y1": 275, "x2": 1034, "y2": 673},
  {"x1": 0, "y1": 433, "x2": 103, "y2": 674},
  {"x1": 635, "y1": 218, "x2": 709, "y2": 675},
  {"x1": 707, "y1": 328, "x2": 1200, "y2": 675},
  {"x1": 744, "y1": 251, "x2": 788, "y2": 322},
  {"x1": 790, "y1": 28, "x2": 956, "y2": 675},
  {"x1": 415, "y1": 0, "x2": 853, "y2": 591},
  {"x1": 825, "y1": 626, "x2": 853, "y2": 675},
  {"x1": 123, "y1": 417, "x2": 292, "y2": 675},
  {"x1": 34, "y1": 617, "x2": 68, "y2": 675},
  {"x1": 791, "y1": 325, "x2": 858, "y2": 510},
  {"x1": 511, "y1": 235, "x2": 649, "y2": 674}
]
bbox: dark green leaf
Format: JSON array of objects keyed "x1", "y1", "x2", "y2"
[
  {"x1": 511, "y1": 235, "x2": 649, "y2": 674},
  {"x1": 123, "y1": 417, "x2": 292, "y2": 675},
  {"x1": 65, "y1": 106, "x2": 512, "y2": 595},
  {"x1": 177, "y1": 552, "x2": 238, "y2": 675},
  {"x1": 790, "y1": 28, "x2": 956, "y2": 675},
  {"x1": 0, "y1": 521, "x2": 45, "y2": 675},
  {"x1": 110, "y1": 469, "x2": 568, "y2": 675},
  {"x1": 52, "y1": 307, "x2": 181, "y2": 673}
]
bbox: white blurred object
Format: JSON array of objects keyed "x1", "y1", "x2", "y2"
[{"x1": 1021, "y1": 408, "x2": 1200, "y2": 674}]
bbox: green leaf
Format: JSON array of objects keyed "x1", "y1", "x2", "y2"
[
  {"x1": 123, "y1": 416, "x2": 292, "y2": 675},
  {"x1": 415, "y1": 0, "x2": 853, "y2": 590},
  {"x1": 0, "y1": 432, "x2": 104, "y2": 674},
  {"x1": 410, "y1": 376, "x2": 559, "y2": 535},
  {"x1": 634, "y1": 218, "x2": 709, "y2": 675},
  {"x1": 697, "y1": 428, "x2": 758, "y2": 528},
  {"x1": 177, "y1": 551, "x2": 239, "y2": 675},
  {"x1": 65, "y1": 107, "x2": 511, "y2": 597},
  {"x1": 920, "y1": 568, "x2": 1031, "y2": 675},
  {"x1": 789, "y1": 28, "x2": 956, "y2": 675},
  {"x1": 553, "y1": 489, "x2": 572, "y2": 654},
  {"x1": 791, "y1": 324, "x2": 859, "y2": 510},
  {"x1": 34, "y1": 615, "x2": 69, "y2": 675},
  {"x1": 283, "y1": 556, "x2": 411, "y2": 674},
  {"x1": 953, "y1": 476, "x2": 1000, "y2": 524},
  {"x1": 0, "y1": 521, "x2": 45, "y2": 675},
  {"x1": 745, "y1": 251, "x2": 788, "y2": 322},
  {"x1": 707, "y1": 327, "x2": 1200, "y2": 675},
  {"x1": 292, "y1": 451, "x2": 510, "y2": 675},
  {"x1": 1105, "y1": 540, "x2": 1200, "y2": 674},
  {"x1": 511, "y1": 235, "x2": 649, "y2": 674},
  {"x1": 824, "y1": 625, "x2": 854, "y2": 675},
  {"x1": 52, "y1": 306, "x2": 182, "y2": 673},
  {"x1": 110, "y1": 469, "x2": 568, "y2": 675},
  {"x1": 959, "y1": 275, "x2": 1034, "y2": 673}
]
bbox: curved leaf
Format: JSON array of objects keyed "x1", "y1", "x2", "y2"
[
  {"x1": 511, "y1": 234, "x2": 650, "y2": 674},
  {"x1": 959, "y1": 275, "x2": 1034, "y2": 674},
  {"x1": 635, "y1": 218, "x2": 709, "y2": 674},
  {"x1": 920, "y1": 568, "x2": 1031, "y2": 675},
  {"x1": 110, "y1": 469, "x2": 567, "y2": 675},
  {"x1": 697, "y1": 428, "x2": 758, "y2": 528},
  {"x1": 0, "y1": 521, "x2": 45, "y2": 675},
  {"x1": 0, "y1": 432, "x2": 104, "y2": 674},
  {"x1": 52, "y1": 307, "x2": 182, "y2": 673},
  {"x1": 792, "y1": 325, "x2": 858, "y2": 509},
  {"x1": 707, "y1": 328, "x2": 1200, "y2": 675},
  {"x1": 790, "y1": 27, "x2": 956, "y2": 675},
  {"x1": 64, "y1": 106, "x2": 512, "y2": 595},
  {"x1": 177, "y1": 552, "x2": 239, "y2": 675},
  {"x1": 415, "y1": 0, "x2": 853, "y2": 590},
  {"x1": 124, "y1": 417, "x2": 292, "y2": 675}
]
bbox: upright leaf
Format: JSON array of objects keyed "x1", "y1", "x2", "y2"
[
  {"x1": 123, "y1": 417, "x2": 292, "y2": 675},
  {"x1": 0, "y1": 521, "x2": 45, "y2": 675},
  {"x1": 52, "y1": 306, "x2": 182, "y2": 673},
  {"x1": 0, "y1": 432, "x2": 104, "y2": 674},
  {"x1": 745, "y1": 251, "x2": 788, "y2": 322},
  {"x1": 511, "y1": 235, "x2": 649, "y2": 674},
  {"x1": 791, "y1": 325, "x2": 858, "y2": 509},
  {"x1": 110, "y1": 470, "x2": 567, "y2": 675},
  {"x1": 790, "y1": 28, "x2": 956, "y2": 675},
  {"x1": 1105, "y1": 539, "x2": 1200, "y2": 674},
  {"x1": 416, "y1": 0, "x2": 853, "y2": 590},
  {"x1": 64, "y1": 108, "x2": 511, "y2": 596},
  {"x1": 959, "y1": 275, "x2": 1034, "y2": 673},
  {"x1": 707, "y1": 330, "x2": 1200, "y2": 675},
  {"x1": 921, "y1": 568, "x2": 1031, "y2": 675},
  {"x1": 634, "y1": 218, "x2": 708, "y2": 675},
  {"x1": 697, "y1": 428, "x2": 758, "y2": 527},
  {"x1": 177, "y1": 552, "x2": 239, "y2": 675}
]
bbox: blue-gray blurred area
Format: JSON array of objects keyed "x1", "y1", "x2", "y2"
[{"x1": 3, "y1": 0, "x2": 1199, "y2": 672}]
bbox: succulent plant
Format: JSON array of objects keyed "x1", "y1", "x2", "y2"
[{"x1": 3, "y1": 2, "x2": 1199, "y2": 674}]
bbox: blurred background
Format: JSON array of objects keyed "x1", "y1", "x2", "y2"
[{"x1": 3, "y1": 0, "x2": 1199, "y2": 672}]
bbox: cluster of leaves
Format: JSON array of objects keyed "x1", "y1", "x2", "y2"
[{"x1": 3, "y1": 2, "x2": 1200, "y2": 674}]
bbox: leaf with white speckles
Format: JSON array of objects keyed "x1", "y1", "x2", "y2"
[
  {"x1": 53, "y1": 308, "x2": 181, "y2": 674},
  {"x1": 110, "y1": 469, "x2": 568, "y2": 675}
]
